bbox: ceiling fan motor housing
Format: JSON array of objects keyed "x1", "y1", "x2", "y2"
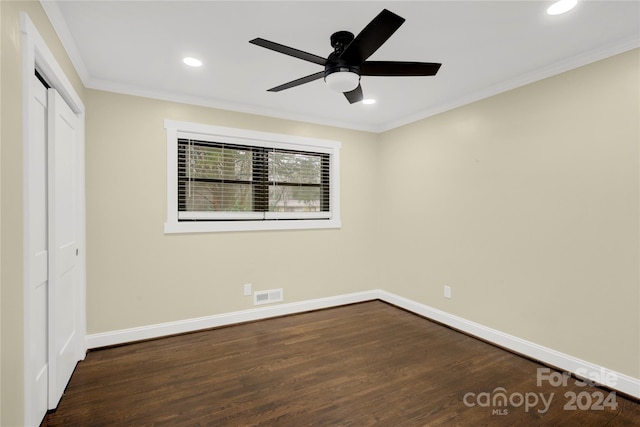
[
  {"x1": 330, "y1": 31, "x2": 355, "y2": 54},
  {"x1": 324, "y1": 60, "x2": 360, "y2": 79}
]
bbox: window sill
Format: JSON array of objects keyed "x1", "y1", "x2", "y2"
[{"x1": 164, "y1": 218, "x2": 342, "y2": 234}]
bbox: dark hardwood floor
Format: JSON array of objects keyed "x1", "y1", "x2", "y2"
[{"x1": 41, "y1": 301, "x2": 639, "y2": 426}]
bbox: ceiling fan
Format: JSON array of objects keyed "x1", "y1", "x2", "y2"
[{"x1": 249, "y1": 9, "x2": 442, "y2": 104}]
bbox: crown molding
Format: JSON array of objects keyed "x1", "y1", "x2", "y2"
[
  {"x1": 380, "y1": 37, "x2": 640, "y2": 132},
  {"x1": 39, "y1": 0, "x2": 91, "y2": 86},
  {"x1": 85, "y1": 77, "x2": 379, "y2": 133}
]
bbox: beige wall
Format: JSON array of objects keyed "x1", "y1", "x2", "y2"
[
  {"x1": 85, "y1": 90, "x2": 379, "y2": 333},
  {"x1": 1, "y1": 1, "x2": 84, "y2": 425},
  {"x1": 87, "y1": 49, "x2": 639, "y2": 379},
  {"x1": 378, "y1": 49, "x2": 640, "y2": 378}
]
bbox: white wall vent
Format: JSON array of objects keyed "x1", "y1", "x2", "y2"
[{"x1": 253, "y1": 288, "x2": 283, "y2": 305}]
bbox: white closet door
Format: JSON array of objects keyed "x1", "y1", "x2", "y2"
[
  {"x1": 26, "y1": 74, "x2": 50, "y2": 425},
  {"x1": 47, "y1": 88, "x2": 83, "y2": 409}
]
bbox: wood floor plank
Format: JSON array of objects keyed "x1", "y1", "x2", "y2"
[{"x1": 41, "y1": 301, "x2": 639, "y2": 426}]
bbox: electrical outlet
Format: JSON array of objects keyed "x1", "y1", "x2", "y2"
[
  {"x1": 243, "y1": 283, "x2": 252, "y2": 296},
  {"x1": 444, "y1": 285, "x2": 452, "y2": 299}
]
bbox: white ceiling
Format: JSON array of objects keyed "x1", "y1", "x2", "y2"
[{"x1": 43, "y1": 1, "x2": 639, "y2": 132}]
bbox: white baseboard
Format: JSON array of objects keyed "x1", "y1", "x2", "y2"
[
  {"x1": 378, "y1": 290, "x2": 640, "y2": 400},
  {"x1": 86, "y1": 289, "x2": 640, "y2": 399},
  {"x1": 85, "y1": 290, "x2": 379, "y2": 349}
]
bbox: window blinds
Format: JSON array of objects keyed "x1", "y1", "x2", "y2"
[{"x1": 177, "y1": 139, "x2": 330, "y2": 221}]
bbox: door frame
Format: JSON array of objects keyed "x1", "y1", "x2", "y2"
[{"x1": 20, "y1": 12, "x2": 86, "y2": 425}]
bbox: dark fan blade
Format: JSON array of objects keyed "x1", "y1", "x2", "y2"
[
  {"x1": 344, "y1": 84, "x2": 363, "y2": 104},
  {"x1": 361, "y1": 61, "x2": 442, "y2": 76},
  {"x1": 267, "y1": 71, "x2": 325, "y2": 92},
  {"x1": 250, "y1": 38, "x2": 326, "y2": 66},
  {"x1": 340, "y1": 9, "x2": 405, "y2": 65}
]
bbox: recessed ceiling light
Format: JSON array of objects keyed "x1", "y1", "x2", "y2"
[
  {"x1": 362, "y1": 98, "x2": 376, "y2": 105},
  {"x1": 183, "y1": 57, "x2": 203, "y2": 67},
  {"x1": 547, "y1": 0, "x2": 578, "y2": 15}
]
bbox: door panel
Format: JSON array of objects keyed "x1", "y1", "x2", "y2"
[
  {"x1": 33, "y1": 281, "x2": 49, "y2": 417},
  {"x1": 27, "y1": 73, "x2": 50, "y2": 425},
  {"x1": 47, "y1": 89, "x2": 83, "y2": 409}
]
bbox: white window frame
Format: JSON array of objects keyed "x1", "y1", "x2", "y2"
[{"x1": 164, "y1": 120, "x2": 341, "y2": 233}]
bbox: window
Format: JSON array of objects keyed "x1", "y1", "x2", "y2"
[
  {"x1": 177, "y1": 139, "x2": 331, "y2": 219},
  {"x1": 165, "y1": 120, "x2": 341, "y2": 233}
]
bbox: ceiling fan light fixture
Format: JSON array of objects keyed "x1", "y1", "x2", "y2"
[
  {"x1": 547, "y1": 0, "x2": 578, "y2": 15},
  {"x1": 325, "y1": 70, "x2": 360, "y2": 93}
]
